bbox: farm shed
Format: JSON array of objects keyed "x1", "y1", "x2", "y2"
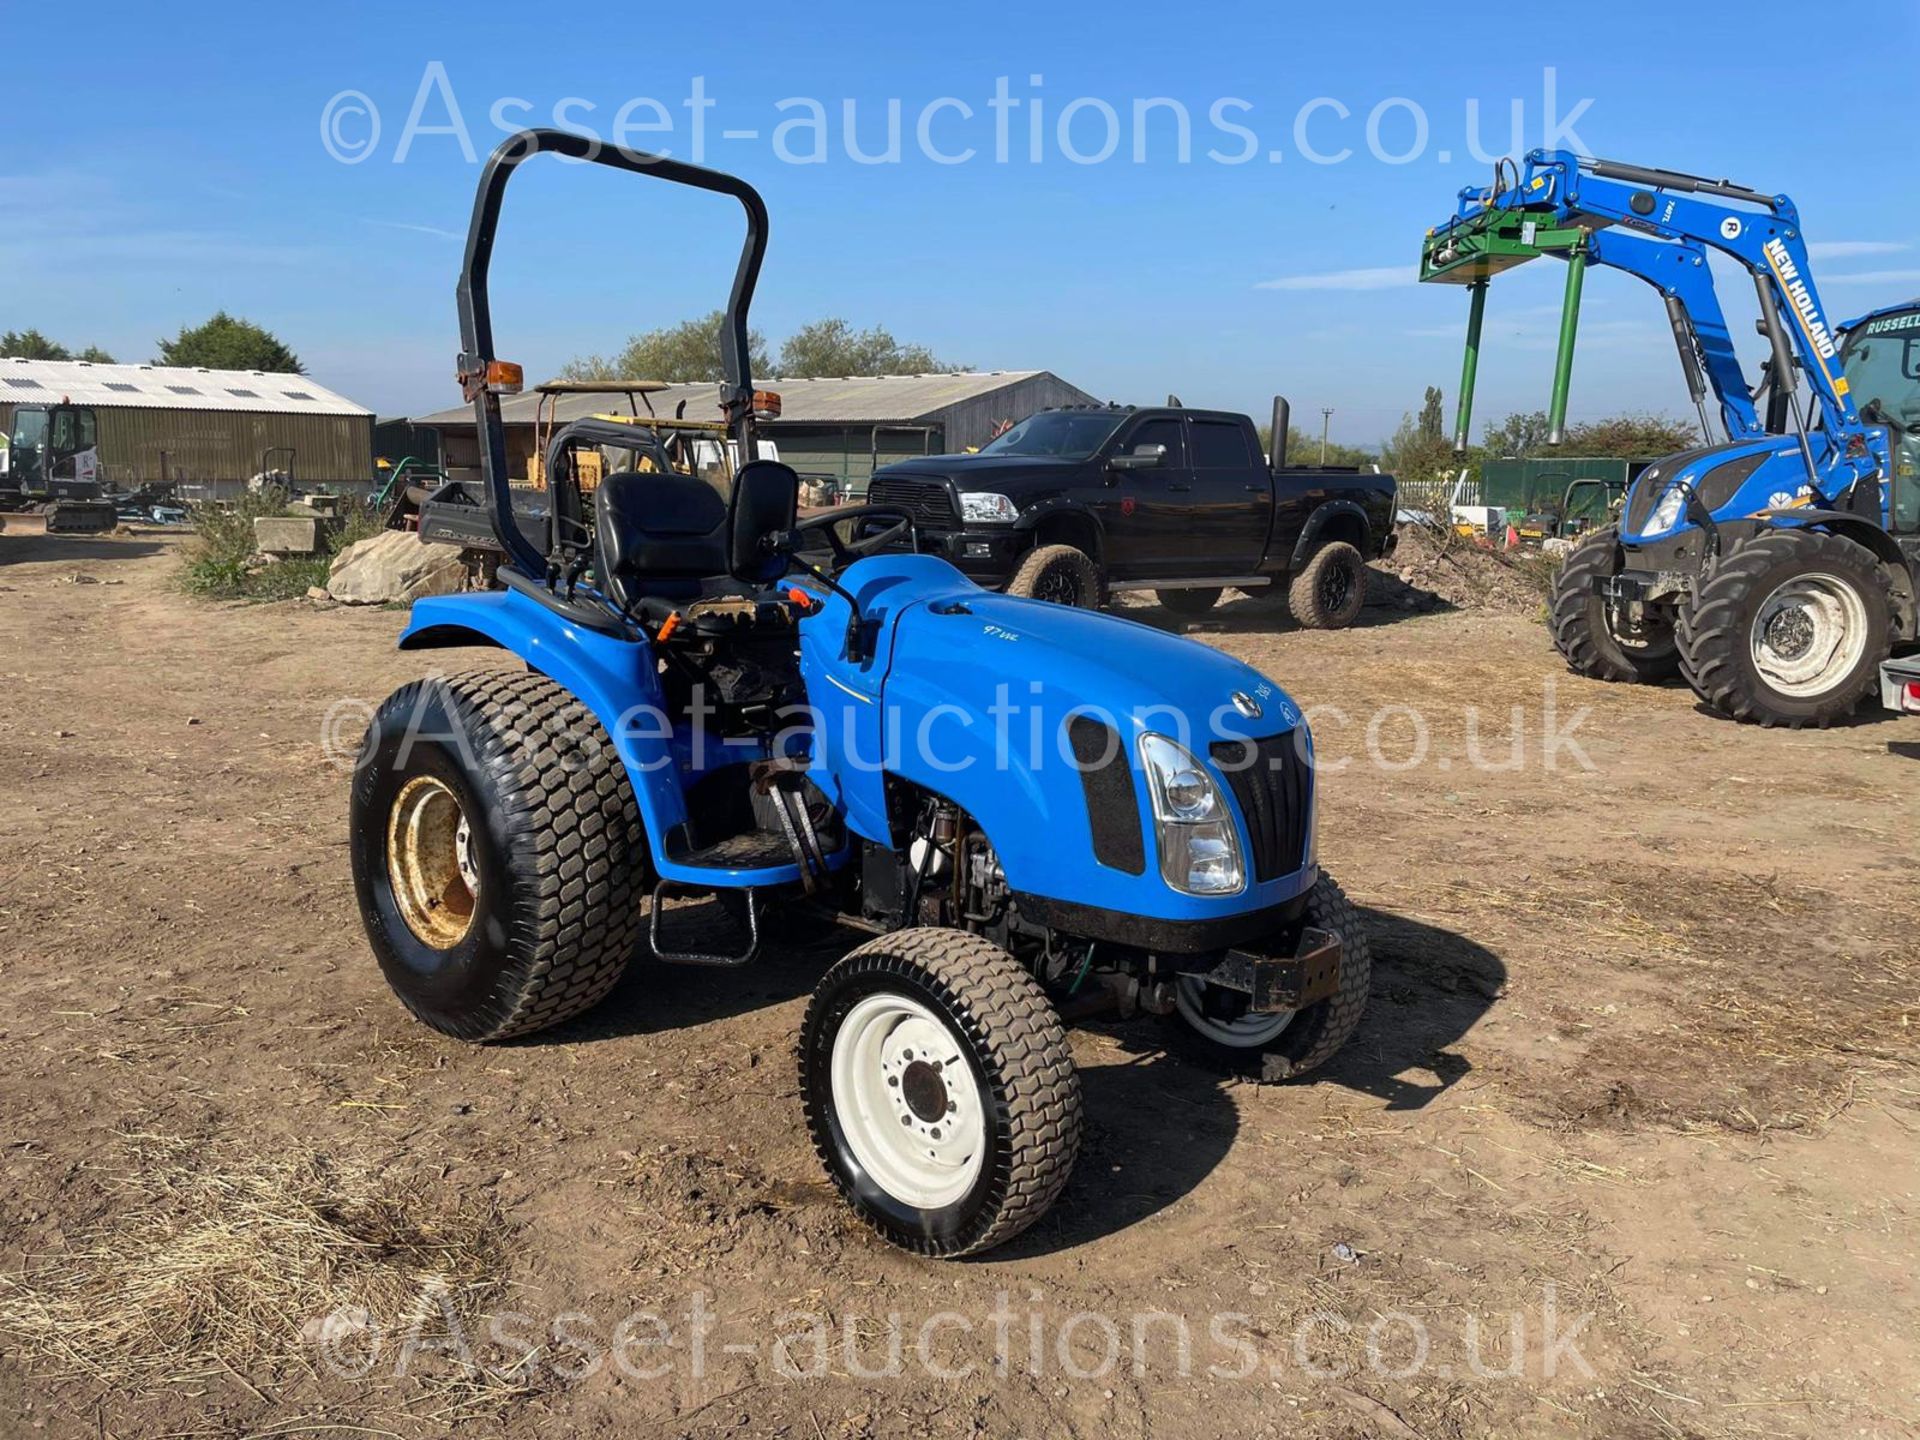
[
  {"x1": 0, "y1": 358, "x2": 373, "y2": 498},
  {"x1": 416, "y1": 370, "x2": 1099, "y2": 495}
]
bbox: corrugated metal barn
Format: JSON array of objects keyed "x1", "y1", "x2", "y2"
[
  {"x1": 0, "y1": 358, "x2": 373, "y2": 497},
  {"x1": 416, "y1": 370, "x2": 1098, "y2": 495}
]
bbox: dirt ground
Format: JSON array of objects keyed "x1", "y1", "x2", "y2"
[{"x1": 2, "y1": 525, "x2": 1916, "y2": 1440}]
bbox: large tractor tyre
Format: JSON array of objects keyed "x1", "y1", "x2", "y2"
[
  {"x1": 1167, "y1": 874, "x2": 1373, "y2": 1084},
  {"x1": 1677, "y1": 528, "x2": 1892, "y2": 729},
  {"x1": 350, "y1": 670, "x2": 649, "y2": 1042},
  {"x1": 1550, "y1": 525, "x2": 1681, "y2": 683},
  {"x1": 1155, "y1": 586, "x2": 1223, "y2": 618},
  {"x1": 1286, "y1": 541, "x2": 1370, "y2": 629},
  {"x1": 800, "y1": 928, "x2": 1082, "y2": 1257},
  {"x1": 1006, "y1": 543, "x2": 1101, "y2": 609}
]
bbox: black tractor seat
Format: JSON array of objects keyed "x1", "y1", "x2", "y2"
[{"x1": 592, "y1": 459, "x2": 802, "y2": 632}]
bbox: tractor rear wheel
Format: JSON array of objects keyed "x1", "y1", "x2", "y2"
[
  {"x1": 1550, "y1": 525, "x2": 1681, "y2": 683},
  {"x1": 801, "y1": 928, "x2": 1081, "y2": 1256},
  {"x1": 350, "y1": 671, "x2": 649, "y2": 1041},
  {"x1": 1006, "y1": 543, "x2": 1100, "y2": 608},
  {"x1": 1677, "y1": 528, "x2": 1891, "y2": 728}
]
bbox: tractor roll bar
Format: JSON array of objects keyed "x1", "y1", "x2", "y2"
[{"x1": 455, "y1": 128, "x2": 771, "y2": 576}]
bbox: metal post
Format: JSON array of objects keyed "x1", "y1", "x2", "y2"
[
  {"x1": 1546, "y1": 250, "x2": 1587, "y2": 446},
  {"x1": 1454, "y1": 279, "x2": 1487, "y2": 453},
  {"x1": 1320, "y1": 407, "x2": 1333, "y2": 465}
]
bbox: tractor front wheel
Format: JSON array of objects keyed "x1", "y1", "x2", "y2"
[
  {"x1": 1168, "y1": 874, "x2": 1373, "y2": 1083},
  {"x1": 800, "y1": 928, "x2": 1082, "y2": 1256},
  {"x1": 1550, "y1": 525, "x2": 1682, "y2": 683},
  {"x1": 1677, "y1": 528, "x2": 1891, "y2": 728},
  {"x1": 350, "y1": 671, "x2": 649, "y2": 1041}
]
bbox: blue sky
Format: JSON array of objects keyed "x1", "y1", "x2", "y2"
[{"x1": 6, "y1": 0, "x2": 1917, "y2": 445}]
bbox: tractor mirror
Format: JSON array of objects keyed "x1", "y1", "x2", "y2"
[{"x1": 1110, "y1": 442, "x2": 1167, "y2": 471}]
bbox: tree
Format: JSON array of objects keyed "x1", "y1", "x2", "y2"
[
  {"x1": 1381, "y1": 386, "x2": 1462, "y2": 483},
  {"x1": 1481, "y1": 410, "x2": 1553, "y2": 459},
  {"x1": 560, "y1": 309, "x2": 771, "y2": 383},
  {"x1": 155, "y1": 312, "x2": 303, "y2": 373},
  {"x1": 0, "y1": 330, "x2": 117, "y2": 363},
  {"x1": 1, "y1": 329, "x2": 72, "y2": 360},
  {"x1": 1256, "y1": 425, "x2": 1377, "y2": 469},
  {"x1": 775, "y1": 318, "x2": 961, "y2": 377},
  {"x1": 1562, "y1": 414, "x2": 1698, "y2": 457},
  {"x1": 1417, "y1": 385, "x2": 1445, "y2": 441}
]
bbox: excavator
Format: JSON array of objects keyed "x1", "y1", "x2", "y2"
[
  {"x1": 1422, "y1": 151, "x2": 1917, "y2": 728},
  {"x1": 0, "y1": 401, "x2": 119, "y2": 534}
]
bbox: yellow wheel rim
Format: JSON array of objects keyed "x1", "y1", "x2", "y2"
[{"x1": 386, "y1": 776, "x2": 479, "y2": 949}]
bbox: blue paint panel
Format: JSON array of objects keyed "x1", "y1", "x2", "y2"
[{"x1": 398, "y1": 588, "x2": 813, "y2": 886}]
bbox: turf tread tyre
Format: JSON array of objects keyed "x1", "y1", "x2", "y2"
[
  {"x1": 1006, "y1": 543, "x2": 1101, "y2": 609},
  {"x1": 1550, "y1": 525, "x2": 1681, "y2": 683},
  {"x1": 1169, "y1": 875, "x2": 1373, "y2": 1083},
  {"x1": 1287, "y1": 541, "x2": 1369, "y2": 629},
  {"x1": 800, "y1": 928, "x2": 1081, "y2": 1257},
  {"x1": 351, "y1": 670, "x2": 648, "y2": 1041},
  {"x1": 1676, "y1": 528, "x2": 1891, "y2": 728}
]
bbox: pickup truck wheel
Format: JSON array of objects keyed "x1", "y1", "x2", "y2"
[
  {"x1": 1006, "y1": 543, "x2": 1100, "y2": 609},
  {"x1": 349, "y1": 671, "x2": 649, "y2": 1041},
  {"x1": 1550, "y1": 525, "x2": 1681, "y2": 683},
  {"x1": 1167, "y1": 875, "x2": 1372, "y2": 1082},
  {"x1": 801, "y1": 928, "x2": 1082, "y2": 1257},
  {"x1": 1287, "y1": 541, "x2": 1368, "y2": 629},
  {"x1": 1155, "y1": 587, "x2": 1222, "y2": 618}
]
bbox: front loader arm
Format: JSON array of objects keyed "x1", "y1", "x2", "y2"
[{"x1": 1422, "y1": 151, "x2": 1874, "y2": 496}]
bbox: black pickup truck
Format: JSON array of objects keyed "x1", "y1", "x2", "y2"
[{"x1": 866, "y1": 397, "x2": 1398, "y2": 625}]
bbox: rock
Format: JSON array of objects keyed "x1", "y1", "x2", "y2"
[
  {"x1": 254, "y1": 515, "x2": 323, "y2": 556},
  {"x1": 327, "y1": 530, "x2": 467, "y2": 605},
  {"x1": 306, "y1": 586, "x2": 330, "y2": 601}
]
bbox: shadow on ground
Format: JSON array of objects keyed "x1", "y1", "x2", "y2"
[
  {"x1": 517, "y1": 901, "x2": 1504, "y2": 1255},
  {"x1": 0, "y1": 533, "x2": 169, "y2": 566}
]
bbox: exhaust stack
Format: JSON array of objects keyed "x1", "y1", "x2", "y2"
[{"x1": 1270, "y1": 396, "x2": 1290, "y2": 475}]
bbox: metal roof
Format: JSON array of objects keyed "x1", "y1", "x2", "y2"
[
  {"x1": 415, "y1": 370, "x2": 1062, "y2": 429},
  {"x1": 0, "y1": 358, "x2": 371, "y2": 417}
]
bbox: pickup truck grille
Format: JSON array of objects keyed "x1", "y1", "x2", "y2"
[
  {"x1": 868, "y1": 476, "x2": 958, "y2": 528},
  {"x1": 1209, "y1": 732, "x2": 1311, "y2": 882}
]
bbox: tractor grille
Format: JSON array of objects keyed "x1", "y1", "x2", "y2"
[
  {"x1": 1210, "y1": 732, "x2": 1312, "y2": 882},
  {"x1": 867, "y1": 476, "x2": 958, "y2": 528}
]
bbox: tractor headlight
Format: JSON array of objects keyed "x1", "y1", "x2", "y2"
[
  {"x1": 959, "y1": 492, "x2": 1020, "y2": 523},
  {"x1": 1646, "y1": 484, "x2": 1688, "y2": 534},
  {"x1": 1140, "y1": 734, "x2": 1245, "y2": 896}
]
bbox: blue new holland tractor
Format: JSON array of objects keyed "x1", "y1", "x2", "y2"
[
  {"x1": 1424, "y1": 152, "x2": 1920, "y2": 728},
  {"x1": 349, "y1": 132, "x2": 1369, "y2": 1256}
]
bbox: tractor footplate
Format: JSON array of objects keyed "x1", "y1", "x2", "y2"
[
  {"x1": 1195, "y1": 926, "x2": 1341, "y2": 1013},
  {"x1": 648, "y1": 882, "x2": 759, "y2": 966}
]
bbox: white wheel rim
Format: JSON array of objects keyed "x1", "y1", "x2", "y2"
[
  {"x1": 1749, "y1": 571, "x2": 1869, "y2": 698},
  {"x1": 1174, "y1": 975, "x2": 1296, "y2": 1048},
  {"x1": 829, "y1": 993, "x2": 986, "y2": 1210}
]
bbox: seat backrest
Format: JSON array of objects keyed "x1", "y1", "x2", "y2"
[
  {"x1": 729, "y1": 459, "x2": 800, "y2": 582},
  {"x1": 594, "y1": 471, "x2": 730, "y2": 608}
]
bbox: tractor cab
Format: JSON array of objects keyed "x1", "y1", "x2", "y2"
[{"x1": 1838, "y1": 302, "x2": 1920, "y2": 534}]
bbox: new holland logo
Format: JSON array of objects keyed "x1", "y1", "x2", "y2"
[{"x1": 1763, "y1": 238, "x2": 1838, "y2": 361}]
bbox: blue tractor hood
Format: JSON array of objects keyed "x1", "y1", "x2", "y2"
[
  {"x1": 799, "y1": 555, "x2": 1315, "y2": 923},
  {"x1": 1619, "y1": 430, "x2": 1889, "y2": 544}
]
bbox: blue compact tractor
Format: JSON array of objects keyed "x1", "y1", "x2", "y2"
[{"x1": 350, "y1": 132, "x2": 1368, "y2": 1256}]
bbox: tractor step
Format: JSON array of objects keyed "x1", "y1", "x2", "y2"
[{"x1": 647, "y1": 882, "x2": 759, "y2": 966}]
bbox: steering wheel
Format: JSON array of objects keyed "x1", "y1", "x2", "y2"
[{"x1": 794, "y1": 504, "x2": 917, "y2": 568}]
